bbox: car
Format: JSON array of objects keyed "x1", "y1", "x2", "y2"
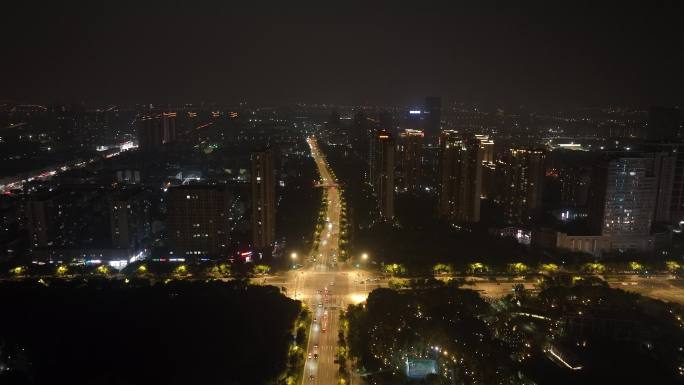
[
  {"x1": 308, "y1": 353, "x2": 312, "y2": 359},
  {"x1": 314, "y1": 353, "x2": 318, "y2": 359},
  {"x1": 309, "y1": 375, "x2": 315, "y2": 380},
  {"x1": 318, "y1": 303, "x2": 323, "y2": 307},
  {"x1": 313, "y1": 317, "x2": 317, "y2": 322}
]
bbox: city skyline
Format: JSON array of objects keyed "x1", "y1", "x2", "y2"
[{"x1": 3, "y1": 3, "x2": 684, "y2": 385}]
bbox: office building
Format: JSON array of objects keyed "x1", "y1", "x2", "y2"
[
  {"x1": 398, "y1": 129, "x2": 424, "y2": 191},
  {"x1": 136, "y1": 112, "x2": 176, "y2": 150},
  {"x1": 501, "y1": 148, "x2": 546, "y2": 225},
  {"x1": 439, "y1": 131, "x2": 483, "y2": 223},
  {"x1": 251, "y1": 148, "x2": 276, "y2": 249},
  {"x1": 167, "y1": 185, "x2": 232, "y2": 257},
  {"x1": 588, "y1": 154, "x2": 659, "y2": 251},
  {"x1": 374, "y1": 130, "x2": 395, "y2": 220},
  {"x1": 536, "y1": 152, "x2": 673, "y2": 255}
]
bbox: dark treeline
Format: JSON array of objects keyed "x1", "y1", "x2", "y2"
[
  {"x1": 0, "y1": 279, "x2": 300, "y2": 385},
  {"x1": 346, "y1": 283, "x2": 684, "y2": 385}
]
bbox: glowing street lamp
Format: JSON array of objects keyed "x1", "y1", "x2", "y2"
[
  {"x1": 290, "y1": 252, "x2": 298, "y2": 269},
  {"x1": 362, "y1": 253, "x2": 369, "y2": 261}
]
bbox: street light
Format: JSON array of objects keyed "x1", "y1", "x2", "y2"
[
  {"x1": 362, "y1": 253, "x2": 369, "y2": 261},
  {"x1": 291, "y1": 252, "x2": 297, "y2": 260}
]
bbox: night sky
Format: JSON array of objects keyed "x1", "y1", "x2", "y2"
[{"x1": 2, "y1": 2, "x2": 683, "y2": 109}]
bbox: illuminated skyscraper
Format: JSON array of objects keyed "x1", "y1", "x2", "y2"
[
  {"x1": 501, "y1": 148, "x2": 546, "y2": 225},
  {"x1": 398, "y1": 129, "x2": 424, "y2": 191},
  {"x1": 589, "y1": 154, "x2": 659, "y2": 250},
  {"x1": 251, "y1": 148, "x2": 276, "y2": 249},
  {"x1": 374, "y1": 130, "x2": 395, "y2": 220},
  {"x1": 439, "y1": 131, "x2": 483, "y2": 223}
]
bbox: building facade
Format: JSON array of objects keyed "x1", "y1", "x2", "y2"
[
  {"x1": 500, "y1": 148, "x2": 546, "y2": 225},
  {"x1": 251, "y1": 148, "x2": 276, "y2": 249},
  {"x1": 589, "y1": 154, "x2": 660, "y2": 251},
  {"x1": 439, "y1": 131, "x2": 483, "y2": 224},
  {"x1": 398, "y1": 129, "x2": 424, "y2": 191},
  {"x1": 109, "y1": 188, "x2": 151, "y2": 251},
  {"x1": 167, "y1": 185, "x2": 232, "y2": 257},
  {"x1": 374, "y1": 130, "x2": 395, "y2": 220}
]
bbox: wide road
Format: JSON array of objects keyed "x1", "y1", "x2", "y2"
[{"x1": 294, "y1": 137, "x2": 370, "y2": 385}]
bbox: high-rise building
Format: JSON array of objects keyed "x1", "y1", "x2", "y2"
[
  {"x1": 251, "y1": 148, "x2": 276, "y2": 249},
  {"x1": 474, "y1": 135, "x2": 496, "y2": 200},
  {"x1": 25, "y1": 188, "x2": 106, "y2": 251},
  {"x1": 378, "y1": 111, "x2": 395, "y2": 134},
  {"x1": 424, "y1": 96, "x2": 442, "y2": 144},
  {"x1": 558, "y1": 167, "x2": 591, "y2": 208},
  {"x1": 398, "y1": 129, "x2": 424, "y2": 191},
  {"x1": 167, "y1": 185, "x2": 232, "y2": 257},
  {"x1": 26, "y1": 194, "x2": 60, "y2": 249},
  {"x1": 438, "y1": 131, "x2": 483, "y2": 223},
  {"x1": 644, "y1": 143, "x2": 684, "y2": 224},
  {"x1": 109, "y1": 188, "x2": 151, "y2": 251},
  {"x1": 652, "y1": 152, "x2": 677, "y2": 223},
  {"x1": 136, "y1": 112, "x2": 176, "y2": 150},
  {"x1": 588, "y1": 154, "x2": 660, "y2": 251},
  {"x1": 646, "y1": 107, "x2": 681, "y2": 140},
  {"x1": 474, "y1": 134, "x2": 495, "y2": 164},
  {"x1": 501, "y1": 148, "x2": 546, "y2": 225},
  {"x1": 374, "y1": 131, "x2": 395, "y2": 220}
]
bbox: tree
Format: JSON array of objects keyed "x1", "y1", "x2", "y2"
[
  {"x1": 628, "y1": 261, "x2": 645, "y2": 273},
  {"x1": 666, "y1": 261, "x2": 682, "y2": 274},
  {"x1": 432, "y1": 263, "x2": 453, "y2": 275},
  {"x1": 467, "y1": 262, "x2": 488, "y2": 275},
  {"x1": 507, "y1": 263, "x2": 529, "y2": 275},
  {"x1": 582, "y1": 262, "x2": 605, "y2": 274},
  {"x1": 383, "y1": 263, "x2": 407, "y2": 276},
  {"x1": 539, "y1": 263, "x2": 559, "y2": 274},
  {"x1": 253, "y1": 265, "x2": 271, "y2": 275}
]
